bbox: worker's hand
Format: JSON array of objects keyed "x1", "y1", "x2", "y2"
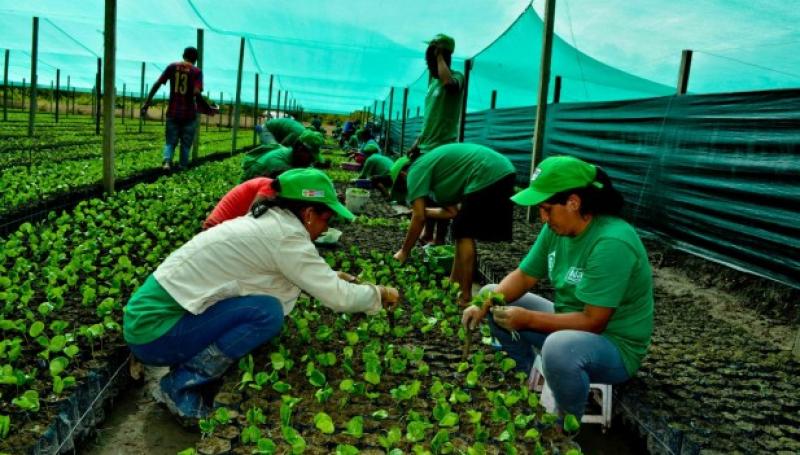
[
  {"x1": 393, "y1": 249, "x2": 408, "y2": 263},
  {"x1": 337, "y1": 271, "x2": 358, "y2": 283},
  {"x1": 378, "y1": 286, "x2": 400, "y2": 310},
  {"x1": 461, "y1": 305, "x2": 488, "y2": 331},
  {"x1": 490, "y1": 306, "x2": 529, "y2": 332}
]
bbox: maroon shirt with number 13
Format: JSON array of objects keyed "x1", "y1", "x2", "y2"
[{"x1": 156, "y1": 61, "x2": 203, "y2": 121}]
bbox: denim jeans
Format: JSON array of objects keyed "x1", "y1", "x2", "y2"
[
  {"x1": 129, "y1": 295, "x2": 284, "y2": 366},
  {"x1": 164, "y1": 117, "x2": 199, "y2": 169},
  {"x1": 483, "y1": 284, "x2": 630, "y2": 418}
]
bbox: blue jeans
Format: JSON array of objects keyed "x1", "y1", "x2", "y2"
[
  {"x1": 164, "y1": 117, "x2": 199, "y2": 169},
  {"x1": 129, "y1": 295, "x2": 284, "y2": 366},
  {"x1": 483, "y1": 284, "x2": 630, "y2": 418}
]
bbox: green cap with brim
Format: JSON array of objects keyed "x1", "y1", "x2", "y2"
[
  {"x1": 426, "y1": 33, "x2": 455, "y2": 53},
  {"x1": 511, "y1": 155, "x2": 600, "y2": 206},
  {"x1": 362, "y1": 143, "x2": 380, "y2": 155},
  {"x1": 277, "y1": 168, "x2": 355, "y2": 221}
]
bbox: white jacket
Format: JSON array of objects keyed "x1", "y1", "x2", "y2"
[{"x1": 153, "y1": 208, "x2": 381, "y2": 316}]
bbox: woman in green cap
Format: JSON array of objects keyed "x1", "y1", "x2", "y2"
[
  {"x1": 123, "y1": 168, "x2": 400, "y2": 420},
  {"x1": 241, "y1": 130, "x2": 325, "y2": 181},
  {"x1": 392, "y1": 142, "x2": 516, "y2": 304},
  {"x1": 462, "y1": 155, "x2": 654, "y2": 421}
]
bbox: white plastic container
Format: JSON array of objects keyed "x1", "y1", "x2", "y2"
[{"x1": 345, "y1": 187, "x2": 370, "y2": 214}]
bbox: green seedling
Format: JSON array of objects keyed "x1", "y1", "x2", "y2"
[
  {"x1": 0, "y1": 415, "x2": 10, "y2": 439},
  {"x1": 12, "y1": 390, "x2": 39, "y2": 412},
  {"x1": 344, "y1": 415, "x2": 364, "y2": 438},
  {"x1": 314, "y1": 412, "x2": 335, "y2": 434}
]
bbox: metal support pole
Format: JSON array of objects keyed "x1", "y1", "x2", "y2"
[
  {"x1": 490, "y1": 90, "x2": 497, "y2": 109},
  {"x1": 528, "y1": 0, "x2": 556, "y2": 221},
  {"x1": 28, "y1": 17, "x2": 39, "y2": 138},
  {"x1": 2, "y1": 49, "x2": 8, "y2": 121},
  {"x1": 54, "y1": 69, "x2": 60, "y2": 121},
  {"x1": 252, "y1": 72, "x2": 259, "y2": 145},
  {"x1": 400, "y1": 87, "x2": 409, "y2": 152},
  {"x1": 677, "y1": 49, "x2": 693, "y2": 95},
  {"x1": 266, "y1": 74, "x2": 273, "y2": 120},
  {"x1": 95, "y1": 57, "x2": 102, "y2": 135},
  {"x1": 553, "y1": 76, "x2": 562, "y2": 103},
  {"x1": 457, "y1": 58, "x2": 472, "y2": 143},
  {"x1": 139, "y1": 61, "x2": 145, "y2": 132},
  {"x1": 192, "y1": 29, "x2": 203, "y2": 159},
  {"x1": 102, "y1": 0, "x2": 117, "y2": 193},
  {"x1": 384, "y1": 87, "x2": 394, "y2": 153},
  {"x1": 276, "y1": 90, "x2": 281, "y2": 118},
  {"x1": 231, "y1": 37, "x2": 245, "y2": 153}
]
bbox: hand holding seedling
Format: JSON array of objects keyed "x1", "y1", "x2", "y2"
[
  {"x1": 379, "y1": 286, "x2": 400, "y2": 310},
  {"x1": 490, "y1": 305, "x2": 529, "y2": 332},
  {"x1": 393, "y1": 249, "x2": 408, "y2": 263}
]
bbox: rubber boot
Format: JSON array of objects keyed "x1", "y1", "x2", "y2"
[{"x1": 154, "y1": 343, "x2": 235, "y2": 420}]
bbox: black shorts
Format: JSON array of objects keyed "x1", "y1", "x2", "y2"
[{"x1": 451, "y1": 173, "x2": 515, "y2": 241}]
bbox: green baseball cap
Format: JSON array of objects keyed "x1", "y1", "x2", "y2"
[
  {"x1": 511, "y1": 156, "x2": 601, "y2": 206},
  {"x1": 362, "y1": 143, "x2": 380, "y2": 155},
  {"x1": 426, "y1": 33, "x2": 455, "y2": 53},
  {"x1": 277, "y1": 168, "x2": 355, "y2": 221}
]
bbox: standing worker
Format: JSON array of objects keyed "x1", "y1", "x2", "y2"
[
  {"x1": 391, "y1": 143, "x2": 516, "y2": 304},
  {"x1": 141, "y1": 47, "x2": 205, "y2": 171},
  {"x1": 123, "y1": 168, "x2": 400, "y2": 420},
  {"x1": 462, "y1": 156, "x2": 654, "y2": 422},
  {"x1": 407, "y1": 34, "x2": 465, "y2": 245}
]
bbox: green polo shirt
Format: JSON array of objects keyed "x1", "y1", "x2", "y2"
[
  {"x1": 265, "y1": 118, "x2": 306, "y2": 143},
  {"x1": 405, "y1": 143, "x2": 515, "y2": 205},
  {"x1": 359, "y1": 154, "x2": 394, "y2": 179},
  {"x1": 123, "y1": 274, "x2": 186, "y2": 345},
  {"x1": 257, "y1": 146, "x2": 294, "y2": 177},
  {"x1": 519, "y1": 217, "x2": 654, "y2": 376},
  {"x1": 417, "y1": 71, "x2": 465, "y2": 153}
]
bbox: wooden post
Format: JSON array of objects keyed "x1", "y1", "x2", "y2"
[
  {"x1": 121, "y1": 83, "x2": 125, "y2": 123},
  {"x1": 252, "y1": 72, "x2": 259, "y2": 145},
  {"x1": 2, "y1": 49, "x2": 8, "y2": 121},
  {"x1": 54, "y1": 69, "x2": 60, "y2": 121},
  {"x1": 553, "y1": 76, "x2": 562, "y2": 104},
  {"x1": 400, "y1": 87, "x2": 409, "y2": 152},
  {"x1": 266, "y1": 74, "x2": 273, "y2": 120},
  {"x1": 276, "y1": 90, "x2": 281, "y2": 118},
  {"x1": 457, "y1": 58, "x2": 472, "y2": 143},
  {"x1": 372, "y1": 100, "x2": 378, "y2": 123},
  {"x1": 102, "y1": 0, "x2": 116, "y2": 193},
  {"x1": 384, "y1": 87, "x2": 394, "y2": 153},
  {"x1": 193, "y1": 29, "x2": 203, "y2": 159},
  {"x1": 677, "y1": 49, "x2": 693, "y2": 95},
  {"x1": 95, "y1": 57, "x2": 102, "y2": 135},
  {"x1": 231, "y1": 37, "x2": 245, "y2": 153},
  {"x1": 283, "y1": 91, "x2": 288, "y2": 118},
  {"x1": 490, "y1": 89, "x2": 497, "y2": 109},
  {"x1": 28, "y1": 17, "x2": 38, "y2": 138},
  {"x1": 218, "y1": 91, "x2": 223, "y2": 128},
  {"x1": 528, "y1": 0, "x2": 556, "y2": 221},
  {"x1": 139, "y1": 61, "x2": 145, "y2": 132}
]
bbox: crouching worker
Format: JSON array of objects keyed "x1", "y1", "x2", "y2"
[
  {"x1": 462, "y1": 156, "x2": 653, "y2": 421},
  {"x1": 202, "y1": 176, "x2": 276, "y2": 230},
  {"x1": 123, "y1": 168, "x2": 400, "y2": 419}
]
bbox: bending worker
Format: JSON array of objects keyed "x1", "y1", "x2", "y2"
[
  {"x1": 462, "y1": 156, "x2": 654, "y2": 421},
  {"x1": 241, "y1": 130, "x2": 324, "y2": 181},
  {"x1": 260, "y1": 117, "x2": 306, "y2": 145},
  {"x1": 392, "y1": 142, "x2": 516, "y2": 304},
  {"x1": 123, "y1": 168, "x2": 400, "y2": 420}
]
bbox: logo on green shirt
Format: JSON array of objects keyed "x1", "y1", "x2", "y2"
[{"x1": 565, "y1": 266, "x2": 584, "y2": 284}]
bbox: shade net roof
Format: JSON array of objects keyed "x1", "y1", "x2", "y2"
[{"x1": 0, "y1": 0, "x2": 798, "y2": 114}]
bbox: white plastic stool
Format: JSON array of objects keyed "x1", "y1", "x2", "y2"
[{"x1": 529, "y1": 356, "x2": 613, "y2": 432}]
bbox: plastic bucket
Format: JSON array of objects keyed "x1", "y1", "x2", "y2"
[{"x1": 345, "y1": 188, "x2": 370, "y2": 214}]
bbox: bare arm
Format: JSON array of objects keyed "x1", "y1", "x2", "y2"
[
  {"x1": 436, "y1": 53, "x2": 454, "y2": 86},
  {"x1": 424, "y1": 205, "x2": 458, "y2": 220},
  {"x1": 393, "y1": 198, "x2": 426, "y2": 262},
  {"x1": 492, "y1": 303, "x2": 614, "y2": 334},
  {"x1": 462, "y1": 268, "x2": 538, "y2": 329}
]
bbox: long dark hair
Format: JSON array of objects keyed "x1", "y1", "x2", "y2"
[
  {"x1": 545, "y1": 167, "x2": 624, "y2": 217},
  {"x1": 425, "y1": 45, "x2": 452, "y2": 77},
  {"x1": 251, "y1": 179, "x2": 332, "y2": 221}
]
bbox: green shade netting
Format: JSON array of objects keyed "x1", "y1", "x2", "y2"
[{"x1": 2, "y1": 1, "x2": 798, "y2": 114}]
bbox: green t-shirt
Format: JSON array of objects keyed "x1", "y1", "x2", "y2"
[
  {"x1": 417, "y1": 71, "x2": 465, "y2": 153},
  {"x1": 265, "y1": 118, "x2": 305, "y2": 143},
  {"x1": 123, "y1": 274, "x2": 186, "y2": 345},
  {"x1": 519, "y1": 217, "x2": 654, "y2": 376},
  {"x1": 405, "y1": 143, "x2": 515, "y2": 205},
  {"x1": 359, "y1": 154, "x2": 394, "y2": 179},
  {"x1": 257, "y1": 146, "x2": 293, "y2": 177}
]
